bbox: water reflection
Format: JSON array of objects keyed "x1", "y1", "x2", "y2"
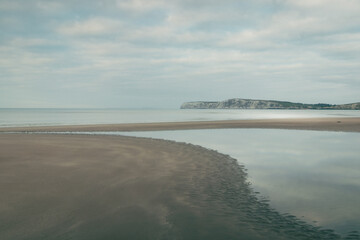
[{"x1": 114, "y1": 129, "x2": 360, "y2": 236}]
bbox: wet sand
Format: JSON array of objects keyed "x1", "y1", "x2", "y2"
[
  {"x1": 1, "y1": 118, "x2": 359, "y2": 239},
  {"x1": 0, "y1": 117, "x2": 360, "y2": 132},
  {"x1": 0, "y1": 133, "x2": 347, "y2": 240}
]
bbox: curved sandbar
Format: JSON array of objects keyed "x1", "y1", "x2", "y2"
[
  {"x1": 0, "y1": 117, "x2": 359, "y2": 133},
  {"x1": 1, "y1": 118, "x2": 359, "y2": 239},
  {"x1": 0, "y1": 133, "x2": 346, "y2": 240}
]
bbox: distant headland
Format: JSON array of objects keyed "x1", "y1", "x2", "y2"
[{"x1": 181, "y1": 98, "x2": 360, "y2": 110}]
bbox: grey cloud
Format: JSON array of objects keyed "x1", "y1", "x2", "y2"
[{"x1": 0, "y1": 0, "x2": 359, "y2": 108}]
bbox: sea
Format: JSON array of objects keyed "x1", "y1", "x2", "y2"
[
  {"x1": 1, "y1": 108, "x2": 360, "y2": 127},
  {"x1": 1, "y1": 108, "x2": 360, "y2": 238}
]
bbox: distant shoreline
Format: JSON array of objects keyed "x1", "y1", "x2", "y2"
[
  {"x1": 1, "y1": 117, "x2": 360, "y2": 133},
  {"x1": 181, "y1": 98, "x2": 360, "y2": 110}
]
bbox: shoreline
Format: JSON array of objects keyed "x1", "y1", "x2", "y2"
[
  {"x1": 0, "y1": 133, "x2": 345, "y2": 239},
  {"x1": 1, "y1": 118, "x2": 359, "y2": 239},
  {"x1": 0, "y1": 117, "x2": 360, "y2": 133}
]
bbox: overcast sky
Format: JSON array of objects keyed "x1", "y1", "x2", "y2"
[{"x1": 1, "y1": 0, "x2": 359, "y2": 108}]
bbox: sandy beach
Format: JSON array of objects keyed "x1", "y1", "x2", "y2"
[
  {"x1": 1, "y1": 117, "x2": 360, "y2": 132},
  {"x1": 1, "y1": 118, "x2": 359, "y2": 239}
]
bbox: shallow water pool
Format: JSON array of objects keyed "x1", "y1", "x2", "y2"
[{"x1": 110, "y1": 129, "x2": 360, "y2": 236}]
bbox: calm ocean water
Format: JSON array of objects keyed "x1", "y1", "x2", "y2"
[
  {"x1": 1, "y1": 108, "x2": 360, "y2": 127},
  {"x1": 1, "y1": 108, "x2": 359, "y2": 238}
]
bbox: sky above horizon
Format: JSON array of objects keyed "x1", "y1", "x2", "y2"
[{"x1": 1, "y1": 0, "x2": 360, "y2": 108}]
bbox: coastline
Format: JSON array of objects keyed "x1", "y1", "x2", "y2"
[
  {"x1": 0, "y1": 133, "x2": 345, "y2": 239},
  {"x1": 1, "y1": 117, "x2": 359, "y2": 239},
  {"x1": 0, "y1": 117, "x2": 360, "y2": 132}
]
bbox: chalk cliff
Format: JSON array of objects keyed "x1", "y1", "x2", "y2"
[{"x1": 181, "y1": 98, "x2": 360, "y2": 110}]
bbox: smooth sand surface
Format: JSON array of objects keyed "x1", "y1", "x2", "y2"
[
  {"x1": 0, "y1": 133, "x2": 347, "y2": 240},
  {"x1": 0, "y1": 117, "x2": 359, "y2": 133}
]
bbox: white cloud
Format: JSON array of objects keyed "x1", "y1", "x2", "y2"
[
  {"x1": 35, "y1": 1, "x2": 64, "y2": 12},
  {"x1": 58, "y1": 18, "x2": 123, "y2": 36},
  {"x1": 116, "y1": 0, "x2": 169, "y2": 12},
  {"x1": 0, "y1": 45, "x2": 53, "y2": 69},
  {"x1": 287, "y1": 0, "x2": 360, "y2": 9}
]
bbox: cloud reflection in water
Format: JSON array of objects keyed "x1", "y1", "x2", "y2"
[{"x1": 116, "y1": 129, "x2": 360, "y2": 235}]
